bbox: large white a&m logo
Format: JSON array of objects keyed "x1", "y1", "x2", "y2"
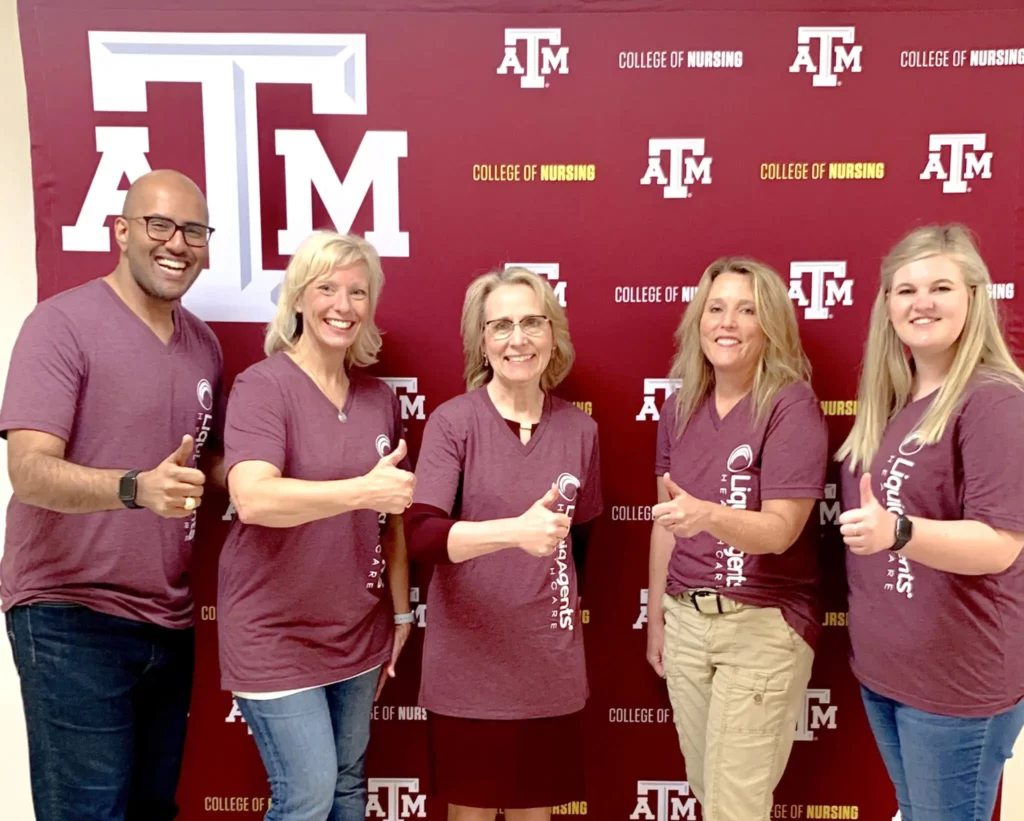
[
  {"x1": 630, "y1": 781, "x2": 698, "y2": 821},
  {"x1": 788, "y1": 261, "x2": 853, "y2": 320},
  {"x1": 506, "y1": 262, "x2": 567, "y2": 307},
  {"x1": 381, "y1": 378, "x2": 427, "y2": 421},
  {"x1": 641, "y1": 140, "x2": 712, "y2": 199},
  {"x1": 789, "y1": 26, "x2": 862, "y2": 87},
  {"x1": 62, "y1": 31, "x2": 408, "y2": 323},
  {"x1": 794, "y1": 688, "x2": 838, "y2": 741},
  {"x1": 497, "y1": 28, "x2": 568, "y2": 89},
  {"x1": 920, "y1": 133, "x2": 992, "y2": 194},
  {"x1": 366, "y1": 778, "x2": 426, "y2": 821},
  {"x1": 637, "y1": 379, "x2": 682, "y2": 422}
]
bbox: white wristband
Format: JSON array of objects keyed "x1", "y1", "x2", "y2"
[{"x1": 393, "y1": 612, "x2": 415, "y2": 625}]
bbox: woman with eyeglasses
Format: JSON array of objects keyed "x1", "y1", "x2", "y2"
[{"x1": 405, "y1": 267, "x2": 603, "y2": 821}]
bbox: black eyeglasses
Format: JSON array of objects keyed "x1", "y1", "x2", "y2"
[{"x1": 126, "y1": 215, "x2": 215, "y2": 248}]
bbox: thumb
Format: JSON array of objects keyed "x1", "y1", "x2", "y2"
[
  {"x1": 167, "y1": 435, "x2": 194, "y2": 467},
  {"x1": 378, "y1": 439, "x2": 408, "y2": 468},
  {"x1": 860, "y1": 472, "x2": 877, "y2": 508},
  {"x1": 662, "y1": 473, "x2": 684, "y2": 500},
  {"x1": 535, "y1": 483, "x2": 560, "y2": 510}
]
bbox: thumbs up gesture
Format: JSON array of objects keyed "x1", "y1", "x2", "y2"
[
  {"x1": 135, "y1": 435, "x2": 207, "y2": 518},
  {"x1": 515, "y1": 484, "x2": 572, "y2": 557},
  {"x1": 360, "y1": 440, "x2": 416, "y2": 515},
  {"x1": 838, "y1": 472, "x2": 897, "y2": 555},
  {"x1": 652, "y1": 473, "x2": 711, "y2": 538}
]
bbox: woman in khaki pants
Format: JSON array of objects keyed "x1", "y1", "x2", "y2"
[{"x1": 645, "y1": 257, "x2": 828, "y2": 821}]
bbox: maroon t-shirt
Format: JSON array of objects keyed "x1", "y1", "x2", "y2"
[
  {"x1": 0, "y1": 279, "x2": 224, "y2": 628},
  {"x1": 842, "y1": 377, "x2": 1024, "y2": 717},
  {"x1": 412, "y1": 388, "x2": 603, "y2": 719},
  {"x1": 218, "y1": 354, "x2": 408, "y2": 692},
  {"x1": 656, "y1": 382, "x2": 828, "y2": 649}
]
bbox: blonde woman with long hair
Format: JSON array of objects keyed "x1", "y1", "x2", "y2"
[
  {"x1": 836, "y1": 225, "x2": 1024, "y2": 821},
  {"x1": 405, "y1": 267, "x2": 602, "y2": 820},
  {"x1": 647, "y1": 258, "x2": 828, "y2": 821},
  {"x1": 217, "y1": 231, "x2": 416, "y2": 821}
]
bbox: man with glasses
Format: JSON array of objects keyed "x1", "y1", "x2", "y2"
[{"x1": 1, "y1": 169, "x2": 224, "y2": 821}]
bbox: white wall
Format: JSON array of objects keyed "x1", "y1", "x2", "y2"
[
  {"x1": 0, "y1": 0, "x2": 38, "y2": 816},
  {"x1": 0, "y1": 2, "x2": 1022, "y2": 819}
]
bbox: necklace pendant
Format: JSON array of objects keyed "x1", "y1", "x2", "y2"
[{"x1": 338, "y1": 410, "x2": 348, "y2": 423}]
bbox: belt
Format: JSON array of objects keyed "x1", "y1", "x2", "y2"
[{"x1": 679, "y1": 588, "x2": 743, "y2": 615}]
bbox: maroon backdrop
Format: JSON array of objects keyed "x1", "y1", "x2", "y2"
[{"x1": 17, "y1": 1, "x2": 1024, "y2": 819}]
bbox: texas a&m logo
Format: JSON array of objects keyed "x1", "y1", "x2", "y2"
[
  {"x1": 641, "y1": 139, "x2": 712, "y2": 199},
  {"x1": 920, "y1": 133, "x2": 992, "y2": 194},
  {"x1": 789, "y1": 26, "x2": 862, "y2": 87},
  {"x1": 62, "y1": 31, "x2": 408, "y2": 323},
  {"x1": 497, "y1": 28, "x2": 568, "y2": 89}
]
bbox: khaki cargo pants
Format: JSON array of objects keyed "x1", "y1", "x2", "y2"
[{"x1": 662, "y1": 592, "x2": 814, "y2": 821}]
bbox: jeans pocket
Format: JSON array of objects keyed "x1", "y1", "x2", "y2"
[{"x1": 723, "y1": 668, "x2": 794, "y2": 735}]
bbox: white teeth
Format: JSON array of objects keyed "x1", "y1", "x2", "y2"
[
  {"x1": 156, "y1": 259, "x2": 186, "y2": 271},
  {"x1": 911, "y1": 318, "x2": 937, "y2": 325},
  {"x1": 507, "y1": 355, "x2": 534, "y2": 362},
  {"x1": 716, "y1": 339, "x2": 740, "y2": 346},
  {"x1": 326, "y1": 319, "x2": 354, "y2": 329}
]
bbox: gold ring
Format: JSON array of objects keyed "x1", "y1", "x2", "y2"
[{"x1": 184, "y1": 497, "x2": 196, "y2": 512}]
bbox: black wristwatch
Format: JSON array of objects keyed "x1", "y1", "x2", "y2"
[
  {"x1": 119, "y1": 470, "x2": 142, "y2": 510},
  {"x1": 890, "y1": 514, "x2": 913, "y2": 551}
]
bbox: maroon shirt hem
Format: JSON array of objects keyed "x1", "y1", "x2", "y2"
[
  {"x1": 1, "y1": 589, "x2": 194, "y2": 630},
  {"x1": 0, "y1": 419, "x2": 72, "y2": 441},
  {"x1": 222, "y1": 645, "x2": 392, "y2": 693},
  {"x1": 853, "y1": 663, "x2": 1024, "y2": 719},
  {"x1": 421, "y1": 695, "x2": 588, "y2": 720}
]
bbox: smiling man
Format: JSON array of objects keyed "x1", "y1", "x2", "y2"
[{"x1": 0, "y1": 170, "x2": 224, "y2": 821}]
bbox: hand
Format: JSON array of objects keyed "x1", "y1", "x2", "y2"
[
  {"x1": 652, "y1": 474, "x2": 711, "y2": 538},
  {"x1": 135, "y1": 435, "x2": 206, "y2": 518},
  {"x1": 516, "y1": 484, "x2": 571, "y2": 557},
  {"x1": 375, "y1": 622, "x2": 412, "y2": 702},
  {"x1": 361, "y1": 440, "x2": 416, "y2": 515},
  {"x1": 839, "y1": 473, "x2": 897, "y2": 556},
  {"x1": 646, "y1": 618, "x2": 666, "y2": 678}
]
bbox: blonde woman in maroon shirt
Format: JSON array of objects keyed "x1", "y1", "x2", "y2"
[
  {"x1": 647, "y1": 257, "x2": 827, "y2": 821},
  {"x1": 837, "y1": 225, "x2": 1024, "y2": 821}
]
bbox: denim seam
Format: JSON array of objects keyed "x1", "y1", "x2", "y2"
[{"x1": 972, "y1": 714, "x2": 993, "y2": 821}]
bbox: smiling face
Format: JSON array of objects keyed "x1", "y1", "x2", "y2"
[
  {"x1": 295, "y1": 263, "x2": 371, "y2": 356},
  {"x1": 699, "y1": 272, "x2": 765, "y2": 381},
  {"x1": 482, "y1": 283, "x2": 553, "y2": 389},
  {"x1": 114, "y1": 172, "x2": 210, "y2": 303},
  {"x1": 887, "y1": 255, "x2": 970, "y2": 362}
]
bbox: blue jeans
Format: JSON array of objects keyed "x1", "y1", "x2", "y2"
[
  {"x1": 861, "y1": 685, "x2": 1024, "y2": 821},
  {"x1": 237, "y1": 668, "x2": 378, "y2": 821},
  {"x1": 5, "y1": 603, "x2": 194, "y2": 821}
]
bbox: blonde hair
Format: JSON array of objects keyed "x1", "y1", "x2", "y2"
[
  {"x1": 460, "y1": 266, "x2": 575, "y2": 391},
  {"x1": 264, "y1": 231, "x2": 385, "y2": 367},
  {"x1": 669, "y1": 257, "x2": 812, "y2": 437},
  {"x1": 837, "y1": 224, "x2": 1024, "y2": 471}
]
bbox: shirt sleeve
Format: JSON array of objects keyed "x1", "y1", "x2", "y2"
[
  {"x1": 959, "y1": 391, "x2": 1024, "y2": 532},
  {"x1": 0, "y1": 303, "x2": 85, "y2": 442},
  {"x1": 760, "y1": 392, "x2": 828, "y2": 500},
  {"x1": 223, "y1": 369, "x2": 288, "y2": 476},
  {"x1": 411, "y1": 411, "x2": 464, "y2": 514},
  {"x1": 654, "y1": 395, "x2": 675, "y2": 476},
  {"x1": 404, "y1": 503, "x2": 456, "y2": 565}
]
